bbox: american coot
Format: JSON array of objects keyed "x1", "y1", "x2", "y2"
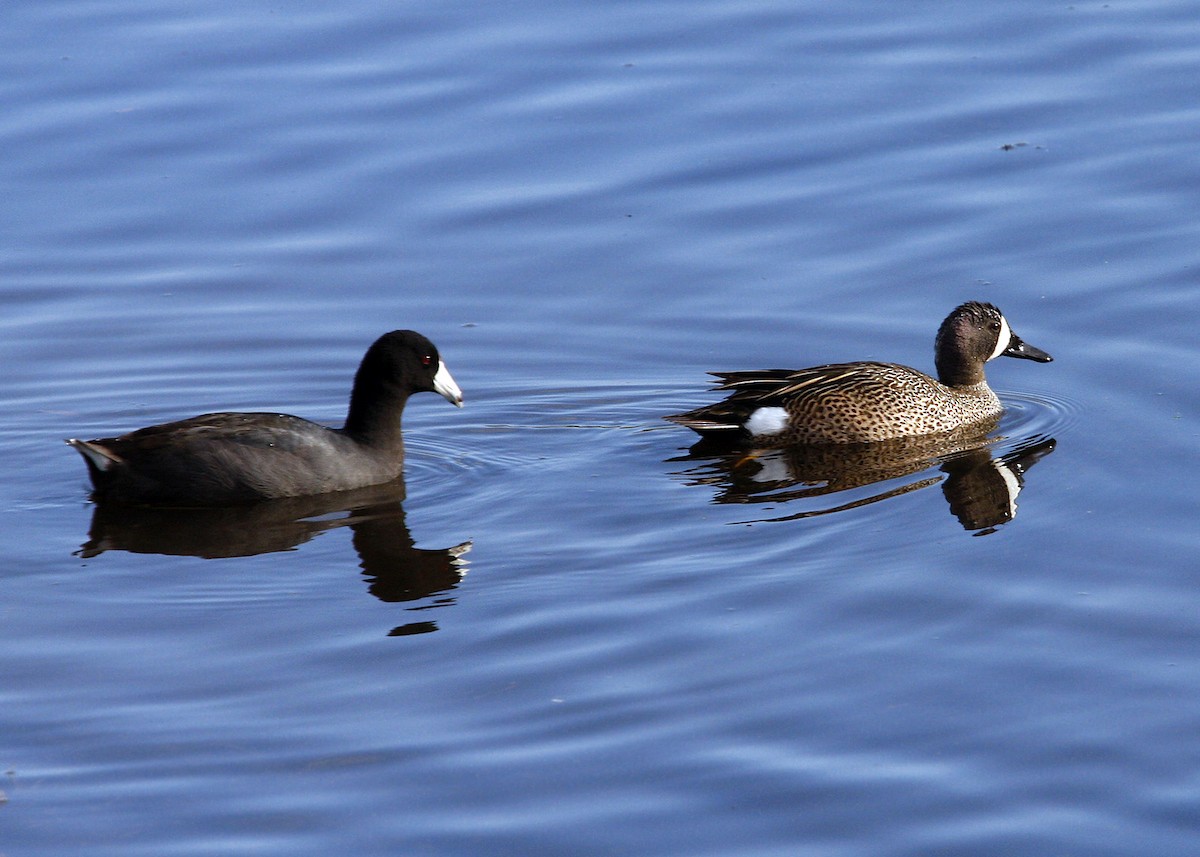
[
  {"x1": 67, "y1": 330, "x2": 463, "y2": 507},
  {"x1": 666, "y1": 301, "x2": 1052, "y2": 445}
]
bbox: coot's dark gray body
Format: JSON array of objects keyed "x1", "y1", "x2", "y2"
[{"x1": 67, "y1": 330, "x2": 462, "y2": 506}]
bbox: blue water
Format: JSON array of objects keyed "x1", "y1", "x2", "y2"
[{"x1": 3, "y1": 0, "x2": 1200, "y2": 854}]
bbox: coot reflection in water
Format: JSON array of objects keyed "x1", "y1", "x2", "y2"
[
  {"x1": 75, "y1": 479, "x2": 471, "y2": 636},
  {"x1": 670, "y1": 431, "x2": 1057, "y2": 534}
]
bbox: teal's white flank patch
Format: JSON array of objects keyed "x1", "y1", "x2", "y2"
[{"x1": 745, "y1": 406, "x2": 789, "y2": 436}]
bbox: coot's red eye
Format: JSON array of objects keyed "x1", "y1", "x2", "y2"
[{"x1": 421, "y1": 355, "x2": 433, "y2": 366}]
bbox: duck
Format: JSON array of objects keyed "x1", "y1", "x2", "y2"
[
  {"x1": 666, "y1": 301, "x2": 1051, "y2": 445},
  {"x1": 67, "y1": 329, "x2": 463, "y2": 506}
]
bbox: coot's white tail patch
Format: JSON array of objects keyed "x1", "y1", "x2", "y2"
[{"x1": 65, "y1": 438, "x2": 120, "y2": 472}]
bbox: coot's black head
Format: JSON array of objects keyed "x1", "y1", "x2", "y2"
[
  {"x1": 935, "y1": 302, "x2": 1052, "y2": 387},
  {"x1": 358, "y1": 330, "x2": 463, "y2": 406}
]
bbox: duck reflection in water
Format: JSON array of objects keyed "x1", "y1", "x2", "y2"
[
  {"x1": 75, "y1": 479, "x2": 471, "y2": 636},
  {"x1": 670, "y1": 428, "x2": 1056, "y2": 535}
]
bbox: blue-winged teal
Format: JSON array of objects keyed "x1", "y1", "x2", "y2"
[
  {"x1": 67, "y1": 330, "x2": 463, "y2": 506},
  {"x1": 667, "y1": 301, "x2": 1052, "y2": 445}
]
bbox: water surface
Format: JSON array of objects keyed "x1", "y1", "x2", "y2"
[{"x1": 3, "y1": 1, "x2": 1199, "y2": 854}]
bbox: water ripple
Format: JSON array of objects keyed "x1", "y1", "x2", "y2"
[{"x1": 999, "y1": 389, "x2": 1086, "y2": 440}]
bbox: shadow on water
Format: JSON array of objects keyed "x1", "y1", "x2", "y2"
[
  {"x1": 75, "y1": 479, "x2": 471, "y2": 636},
  {"x1": 670, "y1": 431, "x2": 1057, "y2": 535}
]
